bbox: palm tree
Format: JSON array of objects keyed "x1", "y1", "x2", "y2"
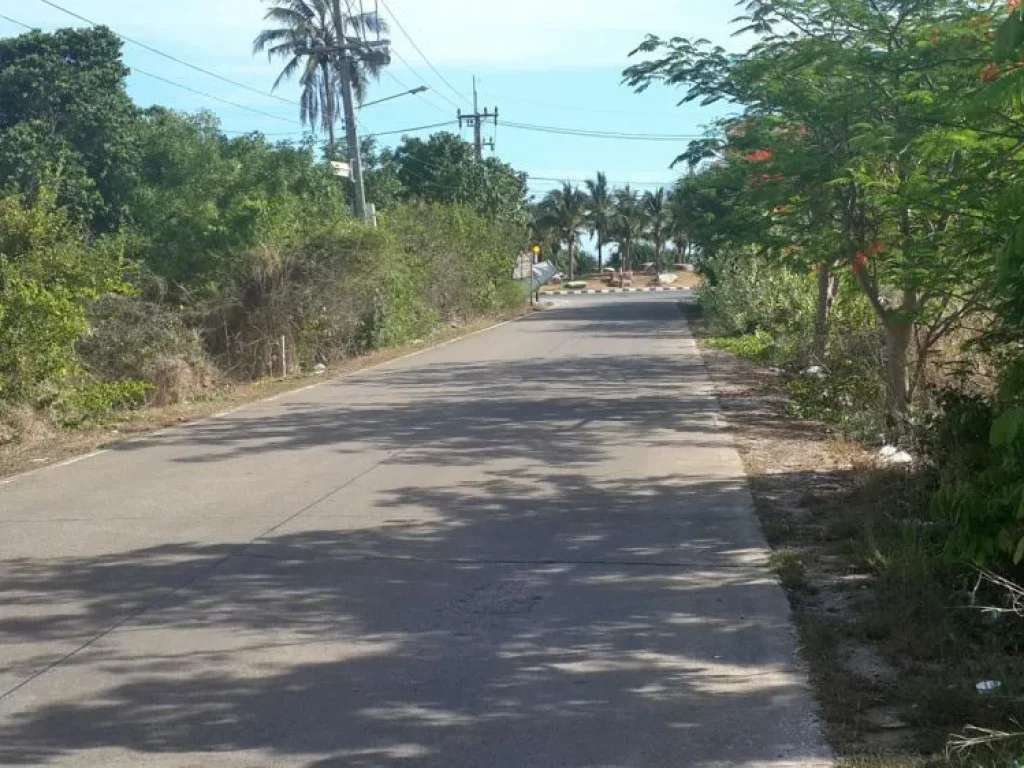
[
  {"x1": 253, "y1": 0, "x2": 388, "y2": 155},
  {"x1": 585, "y1": 171, "x2": 614, "y2": 272},
  {"x1": 645, "y1": 187, "x2": 670, "y2": 272},
  {"x1": 612, "y1": 186, "x2": 648, "y2": 273},
  {"x1": 667, "y1": 186, "x2": 691, "y2": 265},
  {"x1": 539, "y1": 182, "x2": 588, "y2": 280}
]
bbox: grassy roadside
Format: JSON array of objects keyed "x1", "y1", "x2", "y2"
[
  {"x1": 0, "y1": 308, "x2": 529, "y2": 481},
  {"x1": 684, "y1": 307, "x2": 1024, "y2": 767}
]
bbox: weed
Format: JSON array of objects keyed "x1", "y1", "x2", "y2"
[{"x1": 772, "y1": 549, "x2": 812, "y2": 592}]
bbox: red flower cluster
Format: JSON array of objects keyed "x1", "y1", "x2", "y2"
[
  {"x1": 982, "y1": 63, "x2": 1001, "y2": 82},
  {"x1": 746, "y1": 149, "x2": 774, "y2": 163},
  {"x1": 852, "y1": 252, "x2": 870, "y2": 274}
]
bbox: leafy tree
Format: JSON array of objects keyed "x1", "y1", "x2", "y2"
[
  {"x1": 0, "y1": 26, "x2": 139, "y2": 231},
  {"x1": 253, "y1": 0, "x2": 388, "y2": 153},
  {"x1": 388, "y1": 132, "x2": 528, "y2": 223},
  {"x1": 537, "y1": 182, "x2": 588, "y2": 280},
  {"x1": 585, "y1": 171, "x2": 615, "y2": 271},
  {"x1": 131, "y1": 108, "x2": 346, "y2": 292},
  {"x1": 611, "y1": 186, "x2": 648, "y2": 272},
  {"x1": 644, "y1": 187, "x2": 671, "y2": 272},
  {"x1": 626, "y1": 0, "x2": 1011, "y2": 417}
]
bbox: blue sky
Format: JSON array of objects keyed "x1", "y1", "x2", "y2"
[{"x1": 3, "y1": 0, "x2": 746, "y2": 198}]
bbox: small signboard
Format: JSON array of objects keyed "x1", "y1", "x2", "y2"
[
  {"x1": 330, "y1": 161, "x2": 351, "y2": 179},
  {"x1": 512, "y1": 252, "x2": 534, "y2": 280}
]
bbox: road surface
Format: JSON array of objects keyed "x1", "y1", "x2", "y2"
[{"x1": 0, "y1": 294, "x2": 830, "y2": 767}]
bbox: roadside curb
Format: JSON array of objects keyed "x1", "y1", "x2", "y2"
[{"x1": 544, "y1": 286, "x2": 695, "y2": 296}]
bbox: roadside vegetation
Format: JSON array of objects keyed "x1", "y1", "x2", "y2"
[
  {"x1": 0, "y1": 23, "x2": 529, "y2": 451},
  {"x1": 622, "y1": 1, "x2": 1024, "y2": 763}
]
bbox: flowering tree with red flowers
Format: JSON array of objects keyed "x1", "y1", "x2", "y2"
[{"x1": 626, "y1": 0, "x2": 1020, "y2": 419}]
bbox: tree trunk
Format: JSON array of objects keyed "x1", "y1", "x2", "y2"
[
  {"x1": 883, "y1": 318, "x2": 912, "y2": 418},
  {"x1": 597, "y1": 231, "x2": 603, "y2": 272},
  {"x1": 568, "y1": 235, "x2": 575, "y2": 281},
  {"x1": 812, "y1": 263, "x2": 839, "y2": 363}
]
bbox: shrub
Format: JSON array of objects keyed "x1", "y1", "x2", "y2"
[
  {"x1": 78, "y1": 294, "x2": 217, "y2": 405},
  {"x1": 700, "y1": 248, "x2": 816, "y2": 341},
  {"x1": 50, "y1": 380, "x2": 152, "y2": 428},
  {"x1": 0, "y1": 192, "x2": 129, "y2": 405}
]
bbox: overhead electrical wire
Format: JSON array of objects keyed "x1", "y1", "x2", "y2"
[
  {"x1": 379, "y1": 67, "x2": 453, "y2": 116},
  {"x1": 527, "y1": 175, "x2": 678, "y2": 188},
  {"x1": 35, "y1": 0, "x2": 298, "y2": 109},
  {"x1": 503, "y1": 121, "x2": 703, "y2": 141},
  {"x1": 377, "y1": 0, "x2": 472, "y2": 107},
  {"x1": 4, "y1": 11, "x2": 301, "y2": 125},
  {"x1": 388, "y1": 49, "x2": 463, "y2": 110}
]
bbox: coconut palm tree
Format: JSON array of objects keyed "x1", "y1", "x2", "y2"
[
  {"x1": 612, "y1": 186, "x2": 648, "y2": 273},
  {"x1": 644, "y1": 187, "x2": 670, "y2": 272},
  {"x1": 539, "y1": 182, "x2": 588, "y2": 280},
  {"x1": 585, "y1": 171, "x2": 614, "y2": 272},
  {"x1": 253, "y1": 0, "x2": 388, "y2": 154},
  {"x1": 667, "y1": 186, "x2": 691, "y2": 264}
]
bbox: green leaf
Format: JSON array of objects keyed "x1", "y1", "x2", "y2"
[
  {"x1": 995, "y1": 15, "x2": 1024, "y2": 60},
  {"x1": 991, "y1": 407, "x2": 1024, "y2": 447},
  {"x1": 1014, "y1": 535, "x2": 1024, "y2": 566}
]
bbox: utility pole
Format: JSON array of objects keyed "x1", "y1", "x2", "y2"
[
  {"x1": 338, "y1": 50, "x2": 368, "y2": 220},
  {"x1": 300, "y1": 32, "x2": 390, "y2": 223},
  {"x1": 457, "y1": 77, "x2": 498, "y2": 161}
]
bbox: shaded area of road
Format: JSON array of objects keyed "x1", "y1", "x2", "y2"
[{"x1": 0, "y1": 295, "x2": 830, "y2": 767}]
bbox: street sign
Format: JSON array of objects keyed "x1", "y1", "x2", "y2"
[
  {"x1": 330, "y1": 161, "x2": 351, "y2": 178},
  {"x1": 512, "y1": 253, "x2": 534, "y2": 280}
]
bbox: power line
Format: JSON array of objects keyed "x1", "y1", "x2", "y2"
[
  {"x1": 0, "y1": 13, "x2": 35, "y2": 30},
  {"x1": 2, "y1": 10, "x2": 300, "y2": 125},
  {"x1": 389, "y1": 49, "x2": 463, "y2": 110},
  {"x1": 485, "y1": 92, "x2": 700, "y2": 119},
  {"x1": 528, "y1": 175, "x2": 677, "y2": 188},
  {"x1": 366, "y1": 120, "x2": 456, "y2": 138},
  {"x1": 503, "y1": 120, "x2": 703, "y2": 141},
  {"x1": 379, "y1": 66, "x2": 453, "y2": 116},
  {"x1": 377, "y1": 0, "x2": 472, "y2": 107},
  {"x1": 132, "y1": 68, "x2": 301, "y2": 125},
  {"x1": 35, "y1": 0, "x2": 298, "y2": 108}
]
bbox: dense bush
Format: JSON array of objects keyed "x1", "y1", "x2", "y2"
[
  {"x1": 0, "y1": 192, "x2": 129, "y2": 406},
  {"x1": 0, "y1": 26, "x2": 529, "y2": 433},
  {"x1": 700, "y1": 248, "x2": 816, "y2": 345}
]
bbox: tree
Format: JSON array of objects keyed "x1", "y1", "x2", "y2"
[
  {"x1": 0, "y1": 26, "x2": 139, "y2": 232},
  {"x1": 538, "y1": 183, "x2": 588, "y2": 280},
  {"x1": 388, "y1": 132, "x2": 528, "y2": 223},
  {"x1": 611, "y1": 186, "x2": 648, "y2": 272},
  {"x1": 626, "y1": 0, "x2": 1011, "y2": 418},
  {"x1": 644, "y1": 187, "x2": 670, "y2": 272},
  {"x1": 131, "y1": 108, "x2": 347, "y2": 292},
  {"x1": 585, "y1": 171, "x2": 614, "y2": 271},
  {"x1": 253, "y1": 0, "x2": 387, "y2": 154}
]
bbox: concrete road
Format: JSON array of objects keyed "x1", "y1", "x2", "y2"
[{"x1": 0, "y1": 295, "x2": 830, "y2": 767}]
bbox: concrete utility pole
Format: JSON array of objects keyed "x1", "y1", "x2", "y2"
[
  {"x1": 339, "y1": 50, "x2": 368, "y2": 220},
  {"x1": 300, "y1": 34, "x2": 390, "y2": 222},
  {"x1": 457, "y1": 77, "x2": 498, "y2": 161}
]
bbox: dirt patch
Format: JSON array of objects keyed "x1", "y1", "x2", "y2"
[
  {"x1": 684, "y1": 306, "x2": 1024, "y2": 766},
  {"x1": 0, "y1": 310, "x2": 523, "y2": 481}
]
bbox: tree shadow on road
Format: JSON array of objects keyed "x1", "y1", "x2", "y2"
[{"x1": 0, "y1": 470, "x2": 828, "y2": 767}]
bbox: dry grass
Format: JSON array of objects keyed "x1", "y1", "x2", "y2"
[{"x1": 0, "y1": 310, "x2": 524, "y2": 480}]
